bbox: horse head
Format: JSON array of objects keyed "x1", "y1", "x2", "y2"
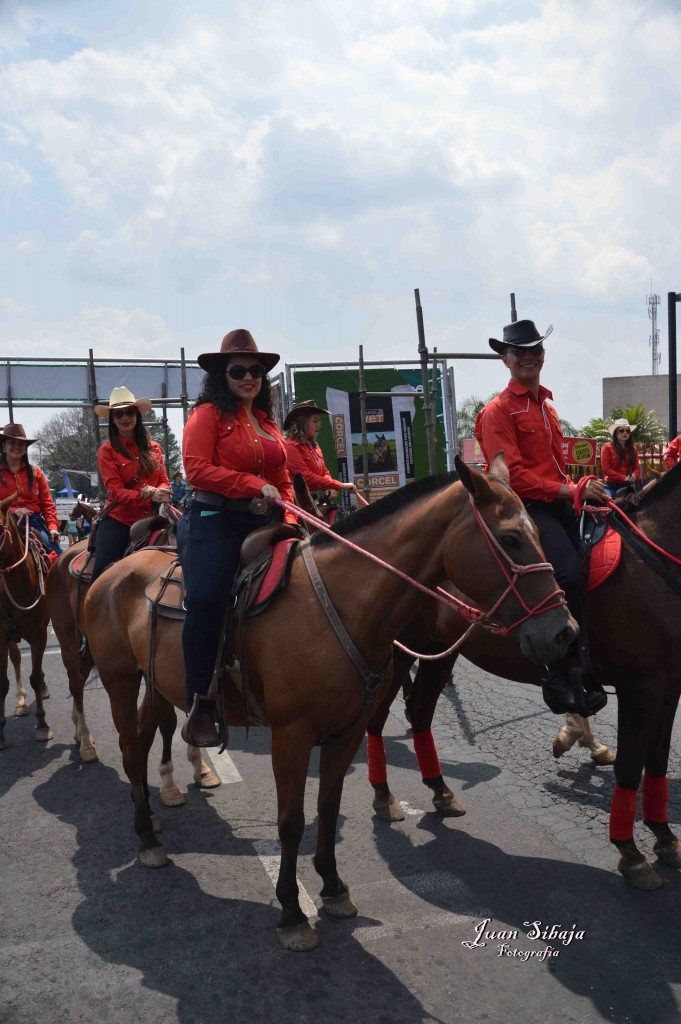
[{"x1": 450, "y1": 453, "x2": 577, "y2": 666}]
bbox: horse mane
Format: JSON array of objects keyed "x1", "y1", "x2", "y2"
[
  {"x1": 634, "y1": 462, "x2": 681, "y2": 512},
  {"x1": 311, "y1": 471, "x2": 460, "y2": 547}
]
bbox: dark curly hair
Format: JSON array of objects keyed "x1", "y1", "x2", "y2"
[
  {"x1": 192, "y1": 367, "x2": 274, "y2": 419},
  {"x1": 107, "y1": 408, "x2": 156, "y2": 476}
]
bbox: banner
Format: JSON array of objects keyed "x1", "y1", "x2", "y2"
[
  {"x1": 292, "y1": 369, "x2": 445, "y2": 502},
  {"x1": 562, "y1": 437, "x2": 597, "y2": 466}
]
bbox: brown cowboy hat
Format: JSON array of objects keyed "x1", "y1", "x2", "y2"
[
  {"x1": 283, "y1": 400, "x2": 331, "y2": 431},
  {"x1": 197, "y1": 328, "x2": 280, "y2": 374},
  {"x1": 94, "y1": 386, "x2": 153, "y2": 419},
  {"x1": 0, "y1": 423, "x2": 37, "y2": 445}
]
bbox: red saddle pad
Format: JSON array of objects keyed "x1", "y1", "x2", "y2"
[{"x1": 587, "y1": 526, "x2": 622, "y2": 591}]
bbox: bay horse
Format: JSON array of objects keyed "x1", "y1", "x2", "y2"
[
  {"x1": 47, "y1": 503, "x2": 218, "y2": 794},
  {"x1": 0, "y1": 494, "x2": 52, "y2": 749},
  {"x1": 369, "y1": 466, "x2": 681, "y2": 890},
  {"x1": 84, "y1": 456, "x2": 575, "y2": 951}
]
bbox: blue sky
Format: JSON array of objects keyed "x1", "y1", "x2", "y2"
[{"x1": 1, "y1": 0, "x2": 680, "y2": 438}]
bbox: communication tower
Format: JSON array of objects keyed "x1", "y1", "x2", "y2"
[{"x1": 648, "y1": 290, "x2": 661, "y2": 375}]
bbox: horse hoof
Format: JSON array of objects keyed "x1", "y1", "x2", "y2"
[
  {"x1": 655, "y1": 840, "x2": 681, "y2": 869},
  {"x1": 552, "y1": 737, "x2": 569, "y2": 759},
  {"x1": 81, "y1": 746, "x2": 99, "y2": 763},
  {"x1": 591, "y1": 748, "x2": 616, "y2": 766},
  {"x1": 322, "y1": 889, "x2": 358, "y2": 919},
  {"x1": 433, "y1": 793, "x2": 466, "y2": 817},
  {"x1": 160, "y1": 786, "x2": 186, "y2": 807},
  {"x1": 197, "y1": 767, "x2": 221, "y2": 789},
  {"x1": 618, "y1": 858, "x2": 663, "y2": 889},
  {"x1": 138, "y1": 845, "x2": 169, "y2": 869},
  {"x1": 14, "y1": 703, "x2": 29, "y2": 717},
  {"x1": 372, "y1": 795, "x2": 405, "y2": 822},
  {"x1": 277, "y1": 921, "x2": 319, "y2": 952},
  {"x1": 35, "y1": 727, "x2": 52, "y2": 742}
]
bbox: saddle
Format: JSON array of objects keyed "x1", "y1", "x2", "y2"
[
  {"x1": 578, "y1": 513, "x2": 622, "y2": 592},
  {"x1": 69, "y1": 513, "x2": 175, "y2": 585}
]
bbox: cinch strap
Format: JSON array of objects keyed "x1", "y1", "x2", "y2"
[
  {"x1": 642, "y1": 773, "x2": 668, "y2": 823},
  {"x1": 367, "y1": 734, "x2": 387, "y2": 786},
  {"x1": 413, "y1": 730, "x2": 441, "y2": 780},
  {"x1": 609, "y1": 785, "x2": 637, "y2": 841}
]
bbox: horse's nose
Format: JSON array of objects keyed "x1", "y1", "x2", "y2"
[{"x1": 554, "y1": 619, "x2": 578, "y2": 651}]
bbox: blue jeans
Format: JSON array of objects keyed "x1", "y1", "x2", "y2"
[
  {"x1": 177, "y1": 501, "x2": 267, "y2": 707},
  {"x1": 28, "y1": 513, "x2": 61, "y2": 556}
]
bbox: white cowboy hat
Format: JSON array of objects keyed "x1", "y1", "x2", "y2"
[
  {"x1": 94, "y1": 386, "x2": 152, "y2": 419},
  {"x1": 608, "y1": 418, "x2": 637, "y2": 437}
]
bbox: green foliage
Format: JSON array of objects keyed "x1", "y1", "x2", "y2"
[
  {"x1": 581, "y1": 403, "x2": 666, "y2": 444},
  {"x1": 456, "y1": 393, "x2": 498, "y2": 452}
]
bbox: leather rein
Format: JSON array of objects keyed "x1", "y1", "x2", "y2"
[
  {"x1": 277, "y1": 494, "x2": 567, "y2": 666},
  {"x1": 0, "y1": 511, "x2": 46, "y2": 619}
]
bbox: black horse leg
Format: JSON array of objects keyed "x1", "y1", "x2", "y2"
[
  {"x1": 643, "y1": 684, "x2": 681, "y2": 867},
  {"x1": 272, "y1": 726, "x2": 316, "y2": 950},
  {"x1": 29, "y1": 624, "x2": 51, "y2": 742},
  {"x1": 0, "y1": 643, "x2": 9, "y2": 750},
  {"x1": 313, "y1": 722, "x2": 366, "y2": 920},
  {"x1": 407, "y1": 651, "x2": 465, "y2": 815},
  {"x1": 156, "y1": 705, "x2": 187, "y2": 807}
]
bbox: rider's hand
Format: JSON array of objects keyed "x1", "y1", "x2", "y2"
[
  {"x1": 341, "y1": 482, "x2": 357, "y2": 492},
  {"x1": 584, "y1": 479, "x2": 608, "y2": 504},
  {"x1": 49, "y1": 530, "x2": 60, "y2": 542},
  {"x1": 261, "y1": 484, "x2": 281, "y2": 503},
  {"x1": 154, "y1": 487, "x2": 172, "y2": 503},
  {"x1": 140, "y1": 484, "x2": 153, "y2": 499}
]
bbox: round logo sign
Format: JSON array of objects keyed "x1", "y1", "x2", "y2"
[{"x1": 571, "y1": 441, "x2": 593, "y2": 464}]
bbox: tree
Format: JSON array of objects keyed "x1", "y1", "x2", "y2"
[
  {"x1": 456, "y1": 394, "x2": 498, "y2": 452},
  {"x1": 581, "y1": 403, "x2": 666, "y2": 444},
  {"x1": 144, "y1": 409, "x2": 182, "y2": 476}
]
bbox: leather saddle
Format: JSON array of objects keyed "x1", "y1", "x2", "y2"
[
  {"x1": 144, "y1": 523, "x2": 301, "y2": 621},
  {"x1": 69, "y1": 513, "x2": 175, "y2": 584}
]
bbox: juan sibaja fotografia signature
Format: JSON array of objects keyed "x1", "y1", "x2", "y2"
[{"x1": 462, "y1": 918, "x2": 586, "y2": 961}]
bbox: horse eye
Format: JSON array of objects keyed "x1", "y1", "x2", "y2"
[{"x1": 500, "y1": 533, "x2": 519, "y2": 549}]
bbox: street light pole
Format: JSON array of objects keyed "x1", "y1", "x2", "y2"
[{"x1": 668, "y1": 292, "x2": 680, "y2": 441}]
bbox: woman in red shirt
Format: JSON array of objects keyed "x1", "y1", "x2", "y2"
[
  {"x1": 178, "y1": 329, "x2": 296, "y2": 747},
  {"x1": 284, "y1": 400, "x2": 358, "y2": 502},
  {"x1": 600, "y1": 419, "x2": 639, "y2": 498},
  {"x1": 0, "y1": 423, "x2": 61, "y2": 556},
  {"x1": 91, "y1": 387, "x2": 171, "y2": 583}
]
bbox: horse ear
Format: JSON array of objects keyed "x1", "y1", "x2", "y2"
[
  {"x1": 454, "y1": 455, "x2": 495, "y2": 503},
  {"x1": 489, "y1": 451, "x2": 510, "y2": 486},
  {"x1": 0, "y1": 491, "x2": 17, "y2": 514}
]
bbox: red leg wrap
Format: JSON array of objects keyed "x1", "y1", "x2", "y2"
[
  {"x1": 413, "y1": 730, "x2": 442, "y2": 781},
  {"x1": 609, "y1": 785, "x2": 638, "y2": 841},
  {"x1": 642, "y1": 773, "x2": 668, "y2": 822},
  {"x1": 367, "y1": 734, "x2": 387, "y2": 786}
]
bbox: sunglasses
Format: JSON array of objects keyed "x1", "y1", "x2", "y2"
[
  {"x1": 112, "y1": 407, "x2": 136, "y2": 419},
  {"x1": 506, "y1": 344, "x2": 544, "y2": 357},
  {"x1": 226, "y1": 364, "x2": 266, "y2": 381},
  {"x1": 617, "y1": 428, "x2": 631, "y2": 434}
]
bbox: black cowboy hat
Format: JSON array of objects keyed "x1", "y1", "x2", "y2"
[
  {"x1": 283, "y1": 400, "x2": 331, "y2": 431},
  {"x1": 198, "y1": 329, "x2": 280, "y2": 374},
  {"x1": 488, "y1": 319, "x2": 554, "y2": 355},
  {"x1": 0, "y1": 422, "x2": 37, "y2": 445}
]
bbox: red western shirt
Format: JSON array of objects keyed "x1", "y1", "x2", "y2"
[
  {"x1": 182, "y1": 403, "x2": 297, "y2": 524},
  {"x1": 285, "y1": 439, "x2": 343, "y2": 491},
  {"x1": 0, "y1": 463, "x2": 59, "y2": 532},
  {"x1": 600, "y1": 442, "x2": 640, "y2": 484},
  {"x1": 663, "y1": 435, "x2": 681, "y2": 469},
  {"x1": 98, "y1": 438, "x2": 170, "y2": 527},
  {"x1": 475, "y1": 380, "x2": 570, "y2": 501}
]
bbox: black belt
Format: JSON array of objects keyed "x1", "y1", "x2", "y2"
[{"x1": 193, "y1": 490, "x2": 271, "y2": 515}]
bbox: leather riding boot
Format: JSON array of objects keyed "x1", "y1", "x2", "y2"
[
  {"x1": 181, "y1": 696, "x2": 221, "y2": 747},
  {"x1": 541, "y1": 666, "x2": 607, "y2": 717}
]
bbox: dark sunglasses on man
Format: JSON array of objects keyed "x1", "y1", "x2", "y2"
[
  {"x1": 505, "y1": 344, "x2": 545, "y2": 358},
  {"x1": 226, "y1": 364, "x2": 266, "y2": 380}
]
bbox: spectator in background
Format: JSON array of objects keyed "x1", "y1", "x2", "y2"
[
  {"x1": 600, "y1": 419, "x2": 640, "y2": 498},
  {"x1": 663, "y1": 433, "x2": 681, "y2": 469},
  {"x1": 170, "y1": 470, "x2": 186, "y2": 507},
  {"x1": 0, "y1": 423, "x2": 61, "y2": 556}
]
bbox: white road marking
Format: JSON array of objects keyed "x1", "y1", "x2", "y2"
[
  {"x1": 252, "y1": 838, "x2": 319, "y2": 920},
  {"x1": 398, "y1": 800, "x2": 424, "y2": 817},
  {"x1": 200, "y1": 749, "x2": 242, "y2": 785}
]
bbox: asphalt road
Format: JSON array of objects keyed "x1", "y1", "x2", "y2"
[{"x1": 2, "y1": 633, "x2": 681, "y2": 1024}]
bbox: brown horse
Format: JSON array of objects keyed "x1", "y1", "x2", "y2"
[
  {"x1": 46, "y1": 505, "x2": 219, "y2": 794},
  {"x1": 369, "y1": 466, "x2": 681, "y2": 890},
  {"x1": 84, "y1": 456, "x2": 575, "y2": 951},
  {"x1": 0, "y1": 494, "x2": 52, "y2": 749}
]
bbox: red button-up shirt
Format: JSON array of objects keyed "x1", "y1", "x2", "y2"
[
  {"x1": 600, "y1": 442, "x2": 640, "y2": 484},
  {"x1": 475, "y1": 380, "x2": 569, "y2": 501},
  {"x1": 98, "y1": 438, "x2": 169, "y2": 527},
  {"x1": 0, "y1": 463, "x2": 59, "y2": 532},
  {"x1": 663, "y1": 435, "x2": 681, "y2": 469},
  {"x1": 182, "y1": 403, "x2": 297, "y2": 524},
  {"x1": 285, "y1": 439, "x2": 343, "y2": 492}
]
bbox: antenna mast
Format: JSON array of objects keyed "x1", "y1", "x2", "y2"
[{"x1": 648, "y1": 289, "x2": 661, "y2": 375}]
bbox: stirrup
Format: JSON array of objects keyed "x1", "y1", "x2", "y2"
[{"x1": 181, "y1": 695, "x2": 222, "y2": 748}]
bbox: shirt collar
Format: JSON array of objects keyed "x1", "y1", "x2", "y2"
[{"x1": 507, "y1": 378, "x2": 554, "y2": 403}]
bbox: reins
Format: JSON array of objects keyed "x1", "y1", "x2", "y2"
[
  {"x1": 276, "y1": 492, "x2": 566, "y2": 661},
  {"x1": 0, "y1": 510, "x2": 46, "y2": 613}
]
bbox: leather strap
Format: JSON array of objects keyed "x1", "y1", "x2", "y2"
[{"x1": 301, "y1": 542, "x2": 390, "y2": 704}]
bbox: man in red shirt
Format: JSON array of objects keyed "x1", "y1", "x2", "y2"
[{"x1": 475, "y1": 319, "x2": 608, "y2": 716}]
